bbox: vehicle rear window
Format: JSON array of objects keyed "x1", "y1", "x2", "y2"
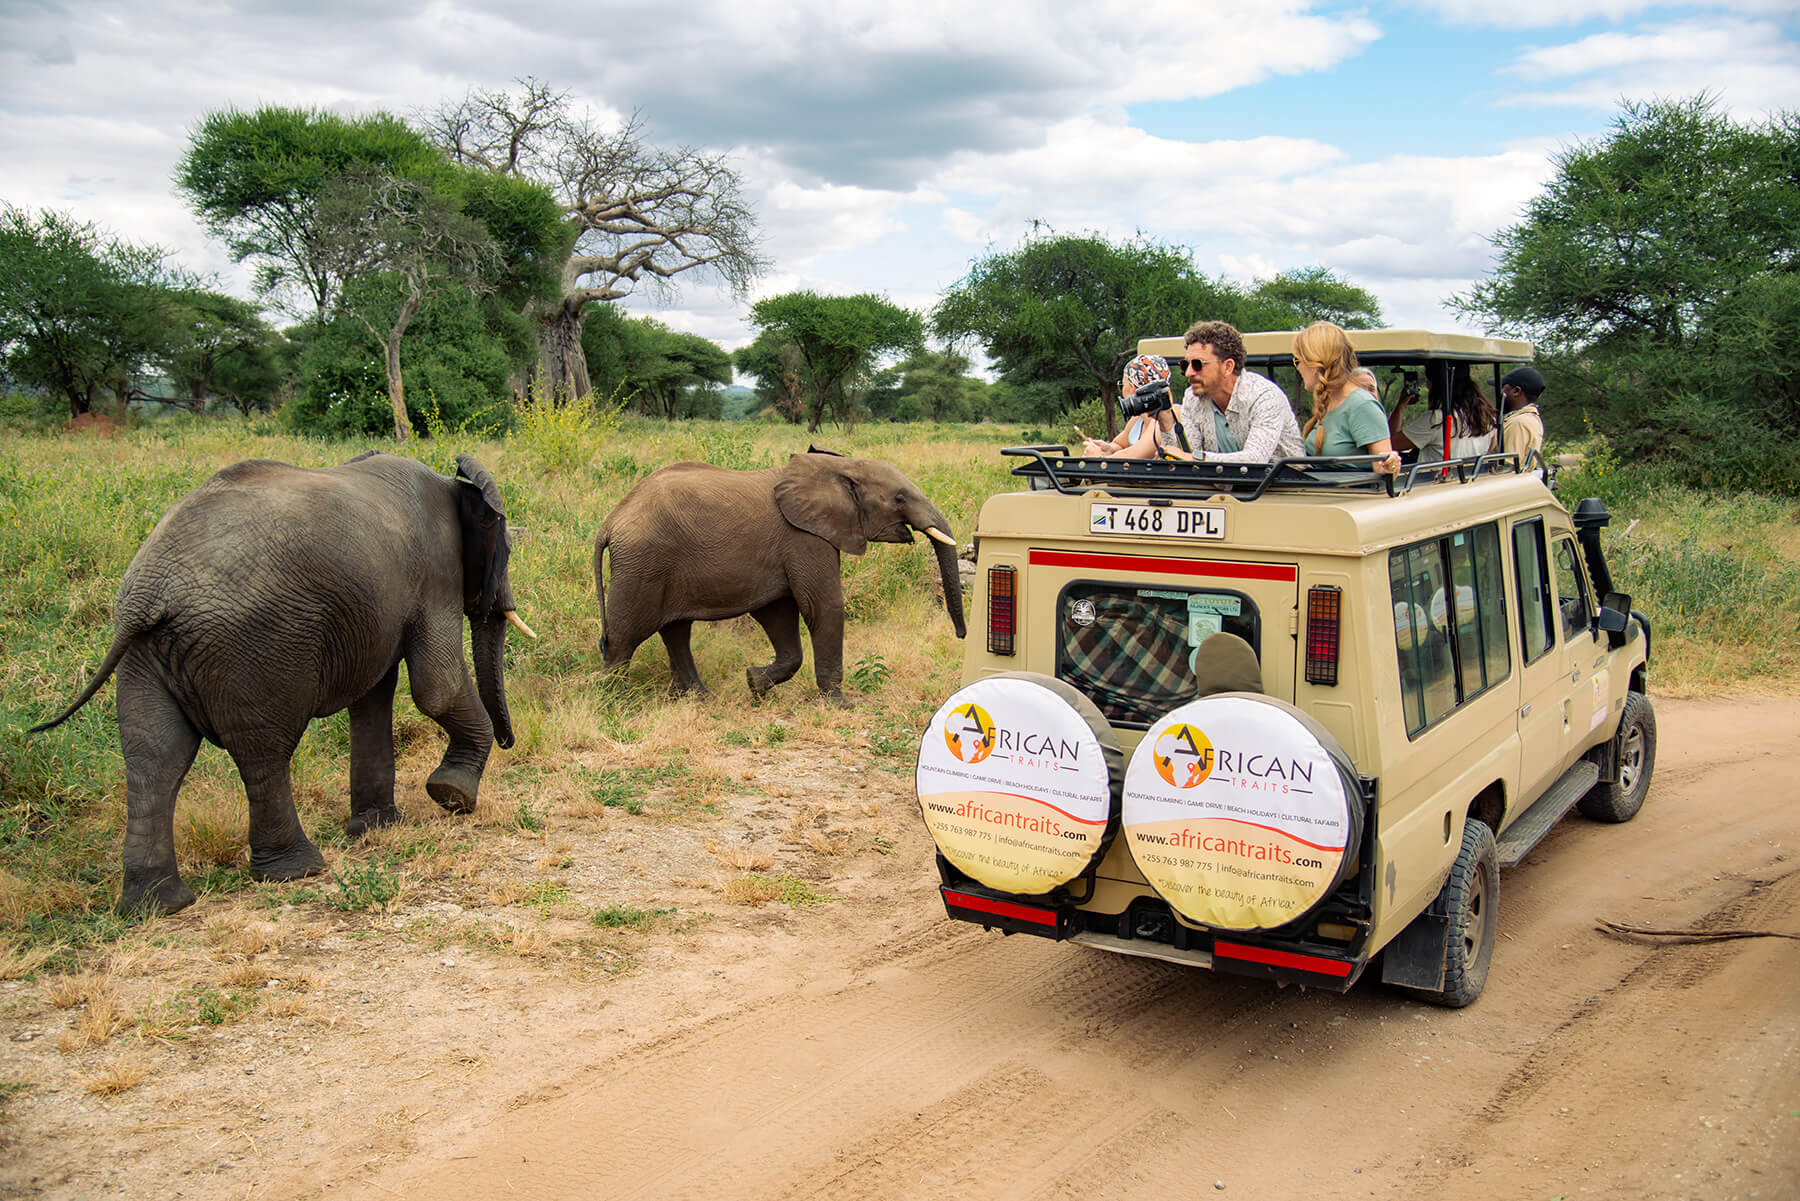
[{"x1": 1055, "y1": 583, "x2": 1261, "y2": 728}]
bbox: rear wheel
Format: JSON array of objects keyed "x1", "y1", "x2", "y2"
[
  {"x1": 1578, "y1": 691, "x2": 1656, "y2": 823},
  {"x1": 1407, "y1": 818, "x2": 1498, "y2": 1009}
]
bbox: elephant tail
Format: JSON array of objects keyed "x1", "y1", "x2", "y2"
[{"x1": 28, "y1": 625, "x2": 138, "y2": 734}]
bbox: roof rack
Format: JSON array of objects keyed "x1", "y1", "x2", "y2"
[{"x1": 1001, "y1": 446, "x2": 1535, "y2": 502}]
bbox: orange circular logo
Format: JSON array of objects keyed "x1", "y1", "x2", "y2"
[
  {"x1": 944, "y1": 702, "x2": 996, "y2": 764},
  {"x1": 1153, "y1": 723, "x2": 1214, "y2": 788}
]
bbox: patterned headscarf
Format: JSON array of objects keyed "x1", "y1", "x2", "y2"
[{"x1": 1121, "y1": 353, "x2": 1171, "y2": 395}]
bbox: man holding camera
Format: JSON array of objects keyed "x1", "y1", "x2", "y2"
[{"x1": 1179, "y1": 320, "x2": 1305, "y2": 462}]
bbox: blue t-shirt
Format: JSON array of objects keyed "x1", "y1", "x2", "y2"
[{"x1": 1314, "y1": 389, "x2": 1389, "y2": 457}]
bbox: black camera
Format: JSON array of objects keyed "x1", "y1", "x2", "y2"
[{"x1": 1119, "y1": 378, "x2": 1172, "y2": 419}]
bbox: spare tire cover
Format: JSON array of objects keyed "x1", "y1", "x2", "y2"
[
  {"x1": 1122, "y1": 693, "x2": 1363, "y2": 932},
  {"x1": 916, "y1": 672, "x2": 1120, "y2": 896}
]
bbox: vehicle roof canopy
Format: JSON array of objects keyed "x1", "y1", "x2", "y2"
[{"x1": 1137, "y1": 328, "x2": 1534, "y2": 367}]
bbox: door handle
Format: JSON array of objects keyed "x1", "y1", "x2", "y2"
[{"x1": 1520, "y1": 703, "x2": 1532, "y2": 717}]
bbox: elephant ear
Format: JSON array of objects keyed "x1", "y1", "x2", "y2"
[
  {"x1": 454, "y1": 454, "x2": 510, "y2": 620},
  {"x1": 774, "y1": 453, "x2": 867, "y2": 556}
]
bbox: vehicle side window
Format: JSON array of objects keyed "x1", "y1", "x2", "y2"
[
  {"x1": 1512, "y1": 518, "x2": 1555, "y2": 664},
  {"x1": 1391, "y1": 521, "x2": 1508, "y2": 738},
  {"x1": 1553, "y1": 537, "x2": 1593, "y2": 642}
]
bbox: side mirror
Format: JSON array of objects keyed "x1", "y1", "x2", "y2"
[{"x1": 1597, "y1": 591, "x2": 1633, "y2": 647}]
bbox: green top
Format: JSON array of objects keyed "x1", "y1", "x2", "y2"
[{"x1": 1312, "y1": 389, "x2": 1389, "y2": 456}]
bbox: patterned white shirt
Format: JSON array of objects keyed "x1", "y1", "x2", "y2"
[{"x1": 1179, "y1": 370, "x2": 1306, "y2": 462}]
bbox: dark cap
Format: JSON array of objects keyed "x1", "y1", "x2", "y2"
[{"x1": 1501, "y1": 366, "x2": 1546, "y2": 398}]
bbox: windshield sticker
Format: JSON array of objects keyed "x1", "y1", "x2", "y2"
[
  {"x1": 1122, "y1": 696, "x2": 1356, "y2": 931},
  {"x1": 917, "y1": 677, "x2": 1113, "y2": 896}
]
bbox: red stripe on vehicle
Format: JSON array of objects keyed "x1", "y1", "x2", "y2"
[
  {"x1": 1029, "y1": 550, "x2": 1297, "y2": 582},
  {"x1": 1214, "y1": 941, "x2": 1354, "y2": 977},
  {"x1": 943, "y1": 890, "x2": 1058, "y2": 927}
]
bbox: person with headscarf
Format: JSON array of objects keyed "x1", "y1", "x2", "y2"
[{"x1": 1080, "y1": 353, "x2": 1185, "y2": 459}]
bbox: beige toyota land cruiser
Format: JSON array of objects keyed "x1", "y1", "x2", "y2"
[{"x1": 914, "y1": 329, "x2": 1654, "y2": 1007}]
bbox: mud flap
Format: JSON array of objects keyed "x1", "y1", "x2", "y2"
[{"x1": 1379, "y1": 900, "x2": 1448, "y2": 990}]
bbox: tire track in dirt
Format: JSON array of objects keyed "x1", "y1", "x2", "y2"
[{"x1": 323, "y1": 697, "x2": 1800, "y2": 1201}]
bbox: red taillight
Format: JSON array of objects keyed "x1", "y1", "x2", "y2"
[
  {"x1": 987, "y1": 565, "x2": 1016, "y2": 656},
  {"x1": 1305, "y1": 585, "x2": 1341, "y2": 685}
]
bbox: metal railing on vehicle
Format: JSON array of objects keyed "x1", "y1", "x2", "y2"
[{"x1": 1002, "y1": 445, "x2": 1534, "y2": 502}]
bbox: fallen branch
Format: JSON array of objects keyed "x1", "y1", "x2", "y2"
[{"x1": 1596, "y1": 919, "x2": 1800, "y2": 944}]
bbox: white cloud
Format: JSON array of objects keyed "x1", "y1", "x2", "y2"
[
  {"x1": 1502, "y1": 19, "x2": 1800, "y2": 117},
  {"x1": 1409, "y1": 0, "x2": 1795, "y2": 28}
]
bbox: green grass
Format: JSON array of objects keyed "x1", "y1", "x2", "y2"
[{"x1": 2, "y1": 410, "x2": 1793, "y2": 967}]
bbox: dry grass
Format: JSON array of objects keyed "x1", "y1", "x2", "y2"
[
  {"x1": 1, "y1": 937, "x2": 62, "y2": 981},
  {"x1": 79, "y1": 1050, "x2": 153, "y2": 1096},
  {"x1": 723, "y1": 876, "x2": 783, "y2": 907},
  {"x1": 705, "y1": 839, "x2": 774, "y2": 872},
  {"x1": 220, "y1": 961, "x2": 269, "y2": 990},
  {"x1": 55, "y1": 979, "x2": 133, "y2": 1051},
  {"x1": 175, "y1": 784, "x2": 248, "y2": 871}
]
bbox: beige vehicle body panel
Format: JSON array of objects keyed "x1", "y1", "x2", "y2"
[{"x1": 960, "y1": 466, "x2": 1647, "y2": 964}]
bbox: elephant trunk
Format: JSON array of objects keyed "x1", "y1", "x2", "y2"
[
  {"x1": 471, "y1": 610, "x2": 514, "y2": 750},
  {"x1": 916, "y1": 502, "x2": 967, "y2": 640}
]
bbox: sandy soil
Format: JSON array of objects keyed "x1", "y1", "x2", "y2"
[{"x1": 4, "y1": 694, "x2": 1797, "y2": 1201}]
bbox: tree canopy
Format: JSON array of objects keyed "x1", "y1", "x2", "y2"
[
  {"x1": 582, "y1": 304, "x2": 733, "y2": 418},
  {"x1": 176, "y1": 106, "x2": 443, "y2": 316},
  {"x1": 742, "y1": 292, "x2": 924, "y2": 431},
  {"x1": 423, "y1": 78, "x2": 767, "y2": 402},
  {"x1": 0, "y1": 206, "x2": 189, "y2": 418},
  {"x1": 932, "y1": 231, "x2": 1224, "y2": 436},
  {"x1": 1454, "y1": 95, "x2": 1800, "y2": 490}
]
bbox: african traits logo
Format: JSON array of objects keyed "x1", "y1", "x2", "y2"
[
  {"x1": 944, "y1": 702, "x2": 997, "y2": 764},
  {"x1": 1153, "y1": 723, "x2": 1214, "y2": 788}
]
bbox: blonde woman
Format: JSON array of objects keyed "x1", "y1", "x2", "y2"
[{"x1": 1293, "y1": 322, "x2": 1402, "y2": 475}]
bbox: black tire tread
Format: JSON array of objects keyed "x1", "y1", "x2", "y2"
[{"x1": 1578, "y1": 691, "x2": 1656, "y2": 823}]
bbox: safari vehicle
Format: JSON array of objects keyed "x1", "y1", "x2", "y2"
[{"x1": 914, "y1": 329, "x2": 1654, "y2": 1007}]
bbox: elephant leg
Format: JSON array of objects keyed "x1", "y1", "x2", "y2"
[
  {"x1": 115, "y1": 658, "x2": 202, "y2": 916},
  {"x1": 793, "y1": 571, "x2": 848, "y2": 702},
  {"x1": 746, "y1": 598, "x2": 805, "y2": 699},
  {"x1": 233, "y1": 748, "x2": 326, "y2": 883},
  {"x1": 660, "y1": 621, "x2": 710, "y2": 697},
  {"x1": 344, "y1": 664, "x2": 401, "y2": 837},
  {"x1": 407, "y1": 632, "x2": 493, "y2": 815}
]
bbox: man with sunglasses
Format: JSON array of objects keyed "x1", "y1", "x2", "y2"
[{"x1": 1177, "y1": 320, "x2": 1305, "y2": 462}]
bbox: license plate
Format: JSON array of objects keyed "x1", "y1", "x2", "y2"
[{"x1": 1089, "y1": 502, "x2": 1226, "y2": 540}]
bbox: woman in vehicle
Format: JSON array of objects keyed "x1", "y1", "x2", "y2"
[
  {"x1": 1293, "y1": 322, "x2": 1402, "y2": 475},
  {"x1": 1081, "y1": 354, "x2": 1186, "y2": 459}
]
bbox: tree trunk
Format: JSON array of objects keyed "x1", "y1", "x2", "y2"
[
  {"x1": 537, "y1": 298, "x2": 591, "y2": 405},
  {"x1": 384, "y1": 291, "x2": 423, "y2": 442}
]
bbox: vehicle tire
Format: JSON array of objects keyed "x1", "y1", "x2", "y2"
[
  {"x1": 1578, "y1": 691, "x2": 1656, "y2": 824},
  {"x1": 1413, "y1": 818, "x2": 1499, "y2": 1009}
]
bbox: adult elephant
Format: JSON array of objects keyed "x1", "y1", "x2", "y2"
[
  {"x1": 596, "y1": 449, "x2": 965, "y2": 700},
  {"x1": 31, "y1": 452, "x2": 533, "y2": 916}
]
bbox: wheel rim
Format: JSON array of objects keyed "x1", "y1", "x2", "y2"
[
  {"x1": 1462, "y1": 860, "x2": 1491, "y2": 962},
  {"x1": 1620, "y1": 723, "x2": 1644, "y2": 794}
]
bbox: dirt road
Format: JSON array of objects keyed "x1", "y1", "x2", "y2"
[{"x1": 8, "y1": 696, "x2": 1799, "y2": 1200}]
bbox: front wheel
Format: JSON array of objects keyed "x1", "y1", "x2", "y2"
[
  {"x1": 1402, "y1": 818, "x2": 1499, "y2": 1009},
  {"x1": 1578, "y1": 691, "x2": 1656, "y2": 823}
]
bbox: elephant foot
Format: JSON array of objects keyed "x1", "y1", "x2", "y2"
[
  {"x1": 746, "y1": 667, "x2": 771, "y2": 700},
  {"x1": 427, "y1": 766, "x2": 480, "y2": 815},
  {"x1": 817, "y1": 689, "x2": 851, "y2": 710},
  {"x1": 670, "y1": 679, "x2": 711, "y2": 700},
  {"x1": 345, "y1": 804, "x2": 403, "y2": 838},
  {"x1": 248, "y1": 839, "x2": 327, "y2": 882},
  {"x1": 117, "y1": 872, "x2": 196, "y2": 917}
]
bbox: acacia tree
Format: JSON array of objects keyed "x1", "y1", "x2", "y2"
[
  {"x1": 421, "y1": 78, "x2": 767, "y2": 403},
  {"x1": 177, "y1": 107, "x2": 442, "y2": 317},
  {"x1": 310, "y1": 170, "x2": 503, "y2": 440},
  {"x1": 1454, "y1": 95, "x2": 1800, "y2": 489},
  {"x1": 1248, "y1": 267, "x2": 1383, "y2": 330},
  {"x1": 744, "y1": 292, "x2": 924, "y2": 431},
  {"x1": 0, "y1": 206, "x2": 183, "y2": 417},
  {"x1": 932, "y1": 230, "x2": 1226, "y2": 437},
  {"x1": 163, "y1": 289, "x2": 280, "y2": 409}
]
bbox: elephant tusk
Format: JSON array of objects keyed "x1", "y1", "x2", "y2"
[
  {"x1": 924, "y1": 527, "x2": 957, "y2": 546},
  {"x1": 504, "y1": 610, "x2": 538, "y2": 640}
]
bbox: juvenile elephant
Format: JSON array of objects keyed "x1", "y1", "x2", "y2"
[
  {"x1": 32, "y1": 452, "x2": 533, "y2": 916},
  {"x1": 596, "y1": 450, "x2": 965, "y2": 700}
]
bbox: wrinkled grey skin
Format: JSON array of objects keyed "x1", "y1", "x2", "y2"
[
  {"x1": 32, "y1": 452, "x2": 519, "y2": 916},
  {"x1": 596, "y1": 450, "x2": 966, "y2": 701}
]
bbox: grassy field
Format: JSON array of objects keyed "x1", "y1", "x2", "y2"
[{"x1": 1, "y1": 408, "x2": 1796, "y2": 982}]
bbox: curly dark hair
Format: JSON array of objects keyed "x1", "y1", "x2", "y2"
[{"x1": 1184, "y1": 320, "x2": 1245, "y2": 375}]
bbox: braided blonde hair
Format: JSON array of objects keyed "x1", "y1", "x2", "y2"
[{"x1": 1294, "y1": 321, "x2": 1360, "y2": 454}]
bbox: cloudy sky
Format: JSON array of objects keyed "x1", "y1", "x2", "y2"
[{"x1": 3, "y1": 0, "x2": 1797, "y2": 358}]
